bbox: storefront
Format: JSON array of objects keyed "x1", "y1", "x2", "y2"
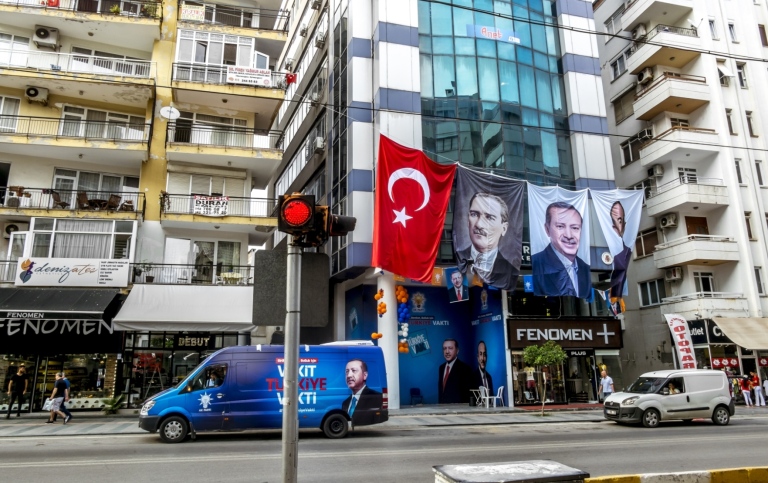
[
  {"x1": 0, "y1": 288, "x2": 124, "y2": 413},
  {"x1": 688, "y1": 318, "x2": 768, "y2": 384},
  {"x1": 507, "y1": 317, "x2": 623, "y2": 405}
]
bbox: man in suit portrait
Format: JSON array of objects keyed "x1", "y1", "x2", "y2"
[
  {"x1": 342, "y1": 359, "x2": 382, "y2": 426},
  {"x1": 456, "y1": 193, "x2": 517, "y2": 289},
  {"x1": 437, "y1": 338, "x2": 472, "y2": 404},
  {"x1": 447, "y1": 270, "x2": 468, "y2": 303},
  {"x1": 532, "y1": 201, "x2": 591, "y2": 298},
  {"x1": 609, "y1": 201, "x2": 632, "y2": 298},
  {"x1": 471, "y1": 340, "x2": 493, "y2": 406}
]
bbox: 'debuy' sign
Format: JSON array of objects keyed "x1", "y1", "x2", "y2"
[{"x1": 14, "y1": 258, "x2": 130, "y2": 287}]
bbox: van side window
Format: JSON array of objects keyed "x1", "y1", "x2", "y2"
[
  {"x1": 666, "y1": 377, "x2": 685, "y2": 394},
  {"x1": 190, "y1": 364, "x2": 228, "y2": 392}
]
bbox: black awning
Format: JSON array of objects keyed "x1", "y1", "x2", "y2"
[{"x1": 0, "y1": 288, "x2": 121, "y2": 320}]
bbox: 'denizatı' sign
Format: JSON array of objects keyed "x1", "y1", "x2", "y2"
[{"x1": 14, "y1": 258, "x2": 130, "y2": 287}]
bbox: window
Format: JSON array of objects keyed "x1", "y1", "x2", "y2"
[
  {"x1": 728, "y1": 22, "x2": 738, "y2": 42},
  {"x1": 755, "y1": 267, "x2": 765, "y2": 295},
  {"x1": 171, "y1": 111, "x2": 249, "y2": 147},
  {"x1": 0, "y1": 33, "x2": 30, "y2": 67},
  {"x1": 639, "y1": 279, "x2": 666, "y2": 306},
  {"x1": 756, "y1": 161, "x2": 764, "y2": 185},
  {"x1": 717, "y1": 61, "x2": 733, "y2": 87},
  {"x1": 727, "y1": 109, "x2": 737, "y2": 134},
  {"x1": 633, "y1": 178, "x2": 656, "y2": 202},
  {"x1": 613, "y1": 89, "x2": 635, "y2": 124},
  {"x1": 736, "y1": 159, "x2": 744, "y2": 183},
  {"x1": 610, "y1": 56, "x2": 626, "y2": 80},
  {"x1": 747, "y1": 112, "x2": 758, "y2": 137},
  {"x1": 620, "y1": 129, "x2": 652, "y2": 165},
  {"x1": 635, "y1": 228, "x2": 660, "y2": 258},
  {"x1": 736, "y1": 63, "x2": 748, "y2": 88},
  {"x1": 0, "y1": 96, "x2": 21, "y2": 132},
  {"x1": 30, "y1": 218, "x2": 134, "y2": 259},
  {"x1": 693, "y1": 272, "x2": 715, "y2": 293},
  {"x1": 671, "y1": 118, "x2": 690, "y2": 128},
  {"x1": 175, "y1": 30, "x2": 270, "y2": 82},
  {"x1": 746, "y1": 212, "x2": 756, "y2": 239},
  {"x1": 759, "y1": 25, "x2": 768, "y2": 46},
  {"x1": 709, "y1": 19, "x2": 718, "y2": 39},
  {"x1": 678, "y1": 167, "x2": 697, "y2": 184},
  {"x1": 71, "y1": 47, "x2": 149, "y2": 76},
  {"x1": 604, "y1": 7, "x2": 624, "y2": 37},
  {"x1": 61, "y1": 106, "x2": 146, "y2": 141}
]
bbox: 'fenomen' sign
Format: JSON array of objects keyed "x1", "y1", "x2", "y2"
[{"x1": 508, "y1": 319, "x2": 622, "y2": 349}]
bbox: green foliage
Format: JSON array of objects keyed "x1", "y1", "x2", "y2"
[
  {"x1": 101, "y1": 395, "x2": 124, "y2": 415},
  {"x1": 523, "y1": 340, "x2": 568, "y2": 367},
  {"x1": 109, "y1": 4, "x2": 121, "y2": 14}
]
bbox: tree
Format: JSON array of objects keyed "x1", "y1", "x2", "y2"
[{"x1": 522, "y1": 341, "x2": 568, "y2": 415}]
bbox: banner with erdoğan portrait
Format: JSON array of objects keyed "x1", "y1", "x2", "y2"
[
  {"x1": 665, "y1": 313, "x2": 697, "y2": 369},
  {"x1": 528, "y1": 184, "x2": 591, "y2": 298},
  {"x1": 452, "y1": 167, "x2": 525, "y2": 291}
]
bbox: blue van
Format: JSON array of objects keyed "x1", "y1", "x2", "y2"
[{"x1": 138, "y1": 342, "x2": 388, "y2": 443}]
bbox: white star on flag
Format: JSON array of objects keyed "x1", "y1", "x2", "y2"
[{"x1": 392, "y1": 207, "x2": 413, "y2": 227}]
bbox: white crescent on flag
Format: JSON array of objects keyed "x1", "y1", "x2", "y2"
[{"x1": 388, "y1": 168, "x2": 431, "y2": 211}]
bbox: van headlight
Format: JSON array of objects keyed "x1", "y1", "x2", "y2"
[
  {"x1": 621, "y1": 397, "x2": 639, "y2": 406},
  {"x1": 140, "y1": 400, "x2": 155, "y2": 415}
]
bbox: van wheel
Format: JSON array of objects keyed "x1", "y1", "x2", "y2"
[
  {"x1": 712, "y1": 406, "x2": 730, "y2": 426},
  {"x1": 322, "y1": 413, "x2": 349, "y2": 439},
  {"x1": 159, "y1": 416, "x2": 188, "y2": 443},
  {"x1": 642, "y1": 408, "x2": 660, "y2": 428}
]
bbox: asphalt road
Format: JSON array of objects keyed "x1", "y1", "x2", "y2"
[{"x1": 1, "y1": 417, "x2": 767, "y2": 482}]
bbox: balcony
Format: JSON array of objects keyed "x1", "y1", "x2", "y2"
[
  {"x1": 0, "y1": 115, "x2": 149, "y2": 165},
  {"x1": 0, "y1": 49, "x2": 155, "y2": 83},
  {"x1": 178, "y1": 3, "x2": 288, "y2": 38},
  {"x1": 626, "y1": 25, "x2": 700, "y2": 74},
  {"x1": 621, "y1": 0, "x2": 692, "y2": 33},
  {"x1": 633, "y1": 72, "x2": 710, "y2": 121},
  {"x1": 0, "y1": 187, "x2": 144, "y2": 219},
  {"x1": 646, "y1": 177, "x2": 728, "y2": 216},
  {"x1": 130, "y1": 263, "x2": 254, "y2": 285},
  {"x1": 639, "y1": 126, "x2": 719, "y2": 166},
  {"x1": 653, "y1": 235, "x2": 739, "y2": 269},
  {"x1": 660, "y1": 292, "x2": 749, "y2": 320}
]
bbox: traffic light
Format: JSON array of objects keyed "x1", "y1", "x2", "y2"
[
  {"x1": 277, "y1": 194, "x2": 315, "y2": 235},
  {"x1": 327, "y1": 211, "x2": 357, "y2": 237}
]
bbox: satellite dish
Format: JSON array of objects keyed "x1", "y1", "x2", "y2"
[
  {"x1": 159, "y1": 106, "x2": 181, "y2": 120},
  {"x1": 601, "y1": 252, "x2": 614, "y2": 265}
]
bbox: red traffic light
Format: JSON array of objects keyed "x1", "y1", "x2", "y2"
[
  {"x1": 282, "y1": 199, "x2": 313, "y2": 227},
  {"x1": 278, "y1": 194, "x2": 315, "y2": 234}
]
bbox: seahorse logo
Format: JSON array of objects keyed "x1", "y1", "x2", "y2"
[{"x1": 19, "y1": 259, "x2": 34, "y2": 283}]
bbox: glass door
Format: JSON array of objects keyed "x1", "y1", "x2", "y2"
[
  {"x1": 193, "y1": 241, "x2": 215, "y2": 283},
  {"x1": 5, "y1": 232, "x2": 26, "y2": 282}
]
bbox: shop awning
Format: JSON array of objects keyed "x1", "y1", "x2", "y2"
[
  {"x1": 711, "y1": 317, "x2": 768, "y2": 349},
  {"x1": 112, "y1": 285, "x2": 253, "y2": 332},
  {"x1": 0, "y1": 288, "x2": 120, "y2": 320}
]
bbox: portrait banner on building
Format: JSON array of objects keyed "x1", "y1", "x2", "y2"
[
  {"x1": 528, "y1": 184, "x2": 591, "y2": 298},
  {"x1": 665, "y1": 313, "x2": 697, "y2": 369},
  {"x1": 452, "y1": 167, "x2": 525, "y2": 291},
  {"x1": 591, "y1": 189, "x2": 644, "y2": 298}
]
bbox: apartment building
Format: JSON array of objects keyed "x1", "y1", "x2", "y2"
[
  {"x1": 0, "y1": 0, "x2": 288, "y2": 412},
  {"x1": 594, "y1": 0, "x2": 768, "y2": 382}
]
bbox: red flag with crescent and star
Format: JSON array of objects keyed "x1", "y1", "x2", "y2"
[{"x1": 372, "y1": 135, "x2": 457, "y2": 282}]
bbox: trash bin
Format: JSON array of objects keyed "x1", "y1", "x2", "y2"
[{"x1": 433, "y1": 460, "x2": 589, "y2": 483}]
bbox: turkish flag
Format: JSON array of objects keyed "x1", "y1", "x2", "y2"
[{"x1": 372, "y1": 135, "x2": 456, "y2": 282}]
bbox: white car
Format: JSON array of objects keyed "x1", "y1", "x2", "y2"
[{"x1": 603, "y1": 369, "x2": 734, "y2": 428}]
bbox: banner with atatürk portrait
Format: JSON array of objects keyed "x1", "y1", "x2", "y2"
[
  {"x1": 527, "y1": 184, "x2": 591, "y2": 299},
  {"x1": 452, "y1": 167, "x2": 524, "y2": 291}
]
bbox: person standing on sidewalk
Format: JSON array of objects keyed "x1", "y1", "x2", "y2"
[
  {"x1": 46, "y1": 372, "x2": 70, "y2": 424},
  {"x1": 598, "y1": 370, "x2": 614, "y2": 402},
  {"x1": 6, "y1": 366, "x2": 28, "y2": 419},
  {"x1": 740, "y1": 376, "x2": 753, "y2": 407},
  {"x1": 750, "y1": 372, "x2": 764, "y2": 407}
]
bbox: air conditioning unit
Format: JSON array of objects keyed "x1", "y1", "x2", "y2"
[
  {"x1": 647, "y1": 164, "x2": 664, "y2": 177},
  {"x1": 33, "y1": 25, "x2": 59, "y2": 50},
  {"x1": 315, "y1": 31, "x2": 326, "y2": 48},
  {"x1": 632, "y1": 24, "x2": 647, "y2": 39},
  {"x1": 3, "y1": 222, "x2": 29, "y2": 239},
  {"x1": 311, "y1": 0, "x2": 322, "y2": 10},
  {"x1": 309, "y1": 91, "x2": 320, "y2": 106},
  {"x1": 285, "y1": 58, "x2": 295, "y2": 70},
  {"x1": 314, "y1": 136, "x2": 326, "y2": 153},
  {"x1": 665, "y1": 266, "x2": 683, "y2": 282},
  {"x1": 637, "y1": 67, "x2": 654, "y2": 85},
  {"x1": 637, "y1": 128, "x2": 653, "y2": 140},
  {"x1": 659, "y1": 213, "x2": 678, "y2": 229},
  {"x1": 299, "y1": 25, "x2": 308, "y2": 37},
  {"x1": 25, "y1": 86, "x2": 49, "y2": 105}
]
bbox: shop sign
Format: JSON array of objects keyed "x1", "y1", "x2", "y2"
[
  {"x1": 566, "y1": 349, "x2": 594, "y2": 358},
  {"x1": 688, "y1": 319, "x2": 707, "y2": 345},
  {"x1": 707, "y1": 320, "x2": 732, "y2": 344},
  {"x1": 665, "y1": 314, "x2": 697, "y2": 369},
  {"x1": 466, "y1": 24, "x2": 521, "y2": 44},
  {"x1": 711, "y1": 357, "x2": 739, "y2": 368},
  {"x1": 226, "y1": 66, "x2": 273, "y2": 87},
  {"x1": 508, "y1": 319, "x2": 622, "y2": 349},
  {"x1": 0, "y1": 319, "x2": 121, "y2": 353},
  {"x1": 758, "y1": 357, "x2": 768, "y2": 367},
  {"x1": 174, "y1": 334, "x2": 215, "y2": 349},
  {"x1": 193, "y1": 195, "x2": 229, "y2": 216},
  {"x1": 14, "y1": 258, "x2": 129, "y2": 287},
  {"x1": 180, "y1": 3, "x2": 205, "y2": 21}
]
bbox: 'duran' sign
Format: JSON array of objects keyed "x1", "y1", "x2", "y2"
[
  {"x1": 193, "y1": 195, "x2": 229, "y2": 216},
  {"x1": 665, "y1": 313, "x2": 697, "y2": 369}
]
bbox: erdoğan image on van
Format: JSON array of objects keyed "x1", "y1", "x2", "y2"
[{"x1": 138, "y1": 342, "x2": 388, "y2": 443}]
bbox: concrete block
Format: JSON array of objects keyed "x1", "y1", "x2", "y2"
[
  {"x1": 747, "y1": 468, "x2": 768, "y2": 482},
  {"x1": 639, "y1": 472, "x2": 710, "y2": 483},
  {"x1": 710, "y1": 469, "x2": 748, "y2": 483},
  {"x1": 585, "y1": 476, "x2": 640, "y2": 483}
]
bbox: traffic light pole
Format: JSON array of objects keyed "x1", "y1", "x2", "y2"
[{"x1": 281, "y1": 242, "x2": 301, "y2": 483}]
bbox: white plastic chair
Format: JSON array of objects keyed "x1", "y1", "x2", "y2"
[
  {"x1": 489, "y1": 386, "x2": 504, "y2": 407},
  {"x1": 478, "y1": 386, "x2": 489, "y2": 408}
]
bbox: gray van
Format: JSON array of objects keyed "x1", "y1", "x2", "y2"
[{"x1": 603, "y1": 369, "x2": 734, "y2": 428}]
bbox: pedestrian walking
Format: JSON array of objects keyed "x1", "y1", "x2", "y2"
[
  {"x1": 6, "y1": 366, "x2": 28, "y2": 419},
  {"x1": 45, "y1": 372, "x2": 70, "y2": 424},
  {"x1": 598, "y1": 370, "x2": 614, "y2": 402},
  {"x1": 53, "y1": 373, "x2": 72, "y2": 423},
  {"x1": 751, "y1": 372, "x2": 765, "y2": 407},
  {"x1": 740, "y1": 376, "x2": 753, "y2": 407}
]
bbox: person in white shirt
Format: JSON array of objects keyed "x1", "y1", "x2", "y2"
[{"x1": 599, "y1": 370, "x2": 614, "y2": 401}]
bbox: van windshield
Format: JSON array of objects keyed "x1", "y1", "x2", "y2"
[{"x1": 626, "y1": 377, "x2": 666, "y2": 394}]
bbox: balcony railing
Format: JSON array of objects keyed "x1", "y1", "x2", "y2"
[
  {"x1": 0, "y1": 115, "x2": 150, "y2": 142},
  {"x1": 640, "y1": 125, "x2": 716, "y2": 150},
  {"x1": 635, "y1": 72, "x2": 707, "y2": 100},
  {"x1": 171, "y1": 63, "x2": 287, "y2": 88},
  {"x1": 178, "y1": 3, "x2": 288, "y2": 31},
  {"x1": 1, "y1": 187, "x2": 145, "y2": 213},
  {"x1": 0, "y1": 0, "x2": 162, "y2": 18},
  {"x1": 160, "y1": 193, "x2": 277, "y2": 218},
  {"x1": 130, "y1": 263, "x2": 254, "y2": 285},
  {"x1": 0, "y1": 49, "x2": 154, "y2": 78},
  {"x1": 648, "y1": 175, "x2": 724, "y2": 198},
  {"x1": 0, "y1": 260, "x2": 17, "y2": 283},
  {"x1": 167, "y1": 123, "x2": 282, "y2": 150},
  {"x1": 626, "y1": 24, "x2": 698, "y2": 57},
  {"x1": 662, "y1": 292, "x2": 744, "y2": 303},
  {"x1": 655, "y1": 234, "x2": 734, "y2": 250}
]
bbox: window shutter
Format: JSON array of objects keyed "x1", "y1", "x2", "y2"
[
  {"x1": 224, "y1": 177, "x2": 245, "y2": 197},
  {"x1": 191, "y1": 175, "x2": 210, "y2": 194},
  {"x1": 167, "y1": 172, "x2": 190, "y2": 193}
]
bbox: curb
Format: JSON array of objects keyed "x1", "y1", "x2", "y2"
[{"x1": 585, "y1": 467, "x2": 768, "y2": 483}]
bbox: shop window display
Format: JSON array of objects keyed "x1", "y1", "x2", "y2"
[
  {"x1": 595, "y1": 353, "x2": 623, "y2": 393},
  {"x1": 0, "y1": 356, "x2": 36, "y2": 413}
]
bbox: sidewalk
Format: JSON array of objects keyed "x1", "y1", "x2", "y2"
[{"x1": 1, "y1": 404, "x2": 765, "y2": 438}]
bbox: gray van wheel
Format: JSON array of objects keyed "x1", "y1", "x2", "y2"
[
  {"x1": 322, "y1": 413, "x2": 349, "y2": 439},
  {"x1": 712, "y1": 406, "x2": 730, "y2": 426},
  {"x1": 159, "y1": 416, "x2": 188, "y2": 443},
  {"x1": 642, "y1": 408, "x2": 660, "y2": 428}
]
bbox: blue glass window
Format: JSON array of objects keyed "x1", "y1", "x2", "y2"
[
  {"x1": 433, "y1": 56, "x2": 456, "y2": 98},
  {"x1": 498, "y1": 43, "x2": 515, "y2": 61},
  {"x1": 418, "y1": 2, "x2": 431, "y2": 35},
  {"x1": 433, "y1": 36, "x2": 454, "y2": 54},
  {"x1": 477, "y1": 39, "x2": 496, "y2": 57},
  {"x1": 455, "y1": 38, "x2": 476, "y2": 55},
  {"x1": 535, "y1": 70, "x2": 553, "y2": 113},
  {"x1": 432, "y1": 3, "x2": 453, "y2": 36},
  {"x1": 518, "y1": 65, "x2": 536, "y2": 108},
  {"x1": 499, "y1": 61, "x2": 519, "y2": 104},
  {"x1": 420, "y1": 54, "x2": 434, "y2": 98},
  {"x1": 456, "y1": 56, "x2": 478, "y2": 96},
  {"x1": 478, "y1": 57, "x2": 500, "y2": 101}
]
